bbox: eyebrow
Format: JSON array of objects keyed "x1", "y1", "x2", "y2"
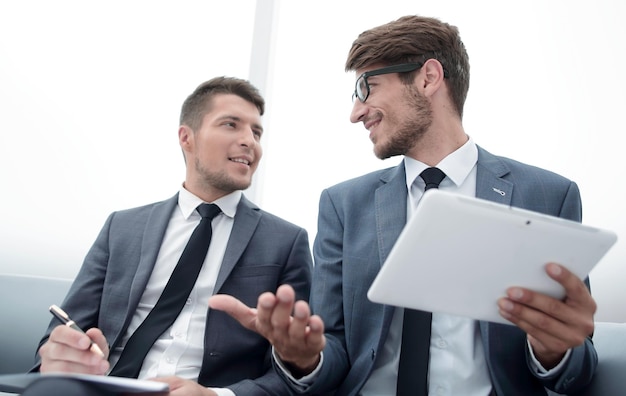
[{"x1": 217, "y1": 115, "x2": 264, "y2": 133}]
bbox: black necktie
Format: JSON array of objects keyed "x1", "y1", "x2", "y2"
[
  {"x1": 110, "y1": 203, "x2": 221, "y2": 378},
  {"x1": 397, "y1": 167, "x2": 446, "y2": 396}
]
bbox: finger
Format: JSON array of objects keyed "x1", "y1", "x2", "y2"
[
  {"x1": 504, "y1": 286, "x2": 577, "y2": 323},
  {"x1": 41, "y1": 357, "x2": 107, "y2": 374},
  {"x1": 50, "y1": 325, "x2": 102, "y2": 357},
  {"x1": 545, "y1": 263, "x2": 596, "y2": 311},
  {"x1": 498, "y1": 295, "x2": 591, "y2": 349},
  {"x1": 85, "y1": 328, "x2": 110, "y2": 358},
  {"x1": 256, "y1": 291, "x2": 280, "y2": 334},
  {"x1": 499, "y1": 299, "x2": 574, "y2": 344},
  {"x1": 504, "y1": 267, "x2": 595, "y2": 324},
  {"x1": 271, "y1": 285, "x2": 297, "y2": 332},
  {"x1": 149, "y1": 376, "x2": 185, "y2": 390},
  {"x1": 289, "y1": 300, "x2": 311, "y2": 342},
  {"x1": 273, "y1": 303, "x2": 325, "y2": 369},
  {"x1": 40, "y1": 336, "x2": 109, "y2": 374},
  {"x1": 208, "y1": 294, "x2": 258, "y2": 332},
  {"x1": 305, "y1": 314, "x2": 326, "y2": 351}
]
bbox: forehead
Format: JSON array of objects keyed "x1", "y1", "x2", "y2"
[{"x1": 203, "y1": 93, "x2": 262, "y2": 122}]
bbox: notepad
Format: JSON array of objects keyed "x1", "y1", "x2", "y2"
[
  {"x1": 0, "y1": 373, "x2": 169, "y2": 394},
  {"x1": 367, "y1": 189, "x2": 617, "y2": 325}
]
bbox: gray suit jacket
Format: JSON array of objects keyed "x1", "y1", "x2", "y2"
[
  {"x1": 36, "y1": 193, "x2": 313, "y2": 396},
  {"x1": 301, "y1": 146, "x2": 596, "y2": 396}
]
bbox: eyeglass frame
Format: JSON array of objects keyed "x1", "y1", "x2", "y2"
[{"x1": 352, "y1": 61, "x2": 448, "y2": 103}]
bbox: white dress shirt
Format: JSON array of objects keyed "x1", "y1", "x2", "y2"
[
  {"x1": 360, "y1": 136, "x2": 492, "y2": 396},
  {"x1": 107, "y1": 186, "x2": 239, "y2": 396}
]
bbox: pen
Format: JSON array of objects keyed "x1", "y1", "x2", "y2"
[{"x1": 49, "y1": 304, "x2": 105, "y2": 358}]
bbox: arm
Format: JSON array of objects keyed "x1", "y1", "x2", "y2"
[
  {"x1": 498, "y1": 181, "x2": 597, "y2": 392},
  {"x1": 209, "y1": 189, "x2": 351, "y2": 393},
  {"x1": 211, "y1": 225, "x2": 318, "y2": 395},
  {"x1": 35, "y1": 213, "x2": 117, "y2": 374}
]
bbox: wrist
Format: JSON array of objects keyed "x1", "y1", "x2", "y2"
[{"x1": 282, "y1": 354, "x2": 321, "y2": 378}]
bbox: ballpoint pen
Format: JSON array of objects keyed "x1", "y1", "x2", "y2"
[{"x1": 49, "y1": 304, "x2": 105, "y2": 358}]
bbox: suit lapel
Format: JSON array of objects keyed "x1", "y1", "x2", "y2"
[
  {"x1": 375, "y1": 164, "x2": 409, "y2": 267},
  {"x1": 374, "y1": 164, "x2": 410, "y2": 340},
  {"x1": 475, "y1": 146, "x2": 513, "y2": 206},
  {"x1": 214, "y1": 195, "x2": 260, "y2": 293},
  {"x1": 125, "y1": 195, "x2": 178, "y2": 326}
]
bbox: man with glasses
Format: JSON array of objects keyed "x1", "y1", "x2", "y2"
[{"x1": 211, "y1": 15, "x2": 597, "y2": 395}]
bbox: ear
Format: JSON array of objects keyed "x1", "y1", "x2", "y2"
[
  {"x1": 179, "y1": 125, "x2": 194, "y2": 153},
  {"x1": 420, "y1": 58, "x2": 446, "y2": 96}
]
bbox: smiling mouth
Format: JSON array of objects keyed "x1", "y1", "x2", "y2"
[
  {"x1": 364, "y1": 119, "x2": 381, "y2": 131},
  {"x1": 230, "y1": 158, "x2": 250, "y2": 166}
]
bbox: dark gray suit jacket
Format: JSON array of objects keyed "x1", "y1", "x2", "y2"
[
  {"x1": 36, "y1": 193, "x2": 313, "y2": 396},
  {"x1": 300, "y1": 146, "x2": 596, "y2": 395}
]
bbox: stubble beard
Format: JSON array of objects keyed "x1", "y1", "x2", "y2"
[
  {"x1": 374, "y1": 86, "x2": 433, "y2": 160},
  {"x1": 194, "y1": 158, "x2": 252, "y2": 194}
]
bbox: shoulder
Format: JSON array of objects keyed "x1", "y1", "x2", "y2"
[
  {"x1": 477, "y1": 146, "x2": 574, "y2": 185},
  {"x1": 258, "y1": 208, "x2": 307, "y2": 233},
  {"x1": 325, "y1": 164, "x2": 402, "y2": 195},
  {"x1": 105, "y1": 194, "x2": 177, "y2": 223},
  {"x1": 239, "y1": 195, "x2": 307, "y2": 234}
]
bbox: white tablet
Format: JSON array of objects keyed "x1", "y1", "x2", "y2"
[{"x1": 367, "y1": 189, "x2": 617, "y2": 325}]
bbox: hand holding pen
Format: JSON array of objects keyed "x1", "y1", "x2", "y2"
[
  {"x1": 49, "y1": 304, "x2": 106, "y2": 358},
  {"x1": 39, "y1": 305, "x2": 109, "y2": 375}
]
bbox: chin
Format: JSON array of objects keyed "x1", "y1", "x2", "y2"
[
  {"x1": 373, "y1": 145, "x2": 389, "y2": 160},
  {"x1": 234, "y1": 179, "x2": 253, "y2": 191}
]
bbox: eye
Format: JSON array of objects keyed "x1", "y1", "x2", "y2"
[
  {"x1": 224, "y1": 121, "x2": 236, "y2": 128},
  {"x1": 367, "y1": 79, "x2": 379, "y2": 88},
  {"x1": 253, "y1": 129, "x2": 263, "y2": 139}
]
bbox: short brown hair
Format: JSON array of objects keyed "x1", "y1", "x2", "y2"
[
  {"x1": 180, "y1": 76, "x2": 265, "y2": 131},
  {"x1": 345, "y1": 15, "x2": 470, "y2": 118}
]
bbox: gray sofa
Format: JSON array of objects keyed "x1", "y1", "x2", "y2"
[
  {"x1": 0, "y1": 273, "x2": 624, "y2": 394},
  {"x1": 0, "y1": 274, "x2": 73, "y2": 375}
]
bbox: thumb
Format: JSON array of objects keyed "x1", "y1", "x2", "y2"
[{"x1": 209, "y1": 294, "x2": 258, "y2": 331}]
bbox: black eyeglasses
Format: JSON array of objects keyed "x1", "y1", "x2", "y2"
[{"x1": 352, "y1": 63, "x2": 424, "y2": 103}]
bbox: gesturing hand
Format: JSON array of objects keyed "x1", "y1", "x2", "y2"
[{"x1": 209, "y1": 284, "x2": 325, "y2": 376}]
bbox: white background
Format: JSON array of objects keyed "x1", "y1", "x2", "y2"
[{"x1": 1, "y1": 0, "x2": 624, "y2": 321}]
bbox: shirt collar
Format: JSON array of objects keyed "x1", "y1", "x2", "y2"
[
  {"x1": 178, "y1": 186, "x2": 241, "y2": 220},
  {"x1": 404, "y1": 136, "x2": 478, "y2": 189}
]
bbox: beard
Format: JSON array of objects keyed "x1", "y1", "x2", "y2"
[
  {"x1": 194, "y1": 157, "x2": 252, "y2": 193},
  {"x1": 374, "y1": 85, "x2": 433, "y2": 160}
]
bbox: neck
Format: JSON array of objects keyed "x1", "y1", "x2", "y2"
[
  {"x1": 406, "y1": 124, "x2": 468, "y2": 166},
  {"x1": 183, "y1": 180, "x2": 231, "y2": 203}
]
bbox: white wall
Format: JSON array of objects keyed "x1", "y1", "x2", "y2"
[
  {"x1": 0, "y1": 0, "x2": 256, "y2": 275},
  {"x1": 1, "y1": 0, "x2": 624, "y2": 321}
]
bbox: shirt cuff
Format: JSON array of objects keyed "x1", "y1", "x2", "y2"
[
  {"x1": 272, "y1": 346, "x2": 323, "y2": 386},
  {"x1": 527, "y1": 338, "x2": 572, "y2": 377}
]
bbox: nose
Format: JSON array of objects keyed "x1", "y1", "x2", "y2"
[
  {"x1": 349, "y1": 100, "x2": 367, "y2": 124},
  {"x1": 239, "y1": 127, "x2": 258, "y2": 147}
]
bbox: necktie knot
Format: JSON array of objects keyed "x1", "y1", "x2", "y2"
[
  {"x1": 420, "y1": 167, "x2": 446, "y2": 191},
  {"x1": 197, "y1": 203, "x2": 221, "y2": 220}
]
